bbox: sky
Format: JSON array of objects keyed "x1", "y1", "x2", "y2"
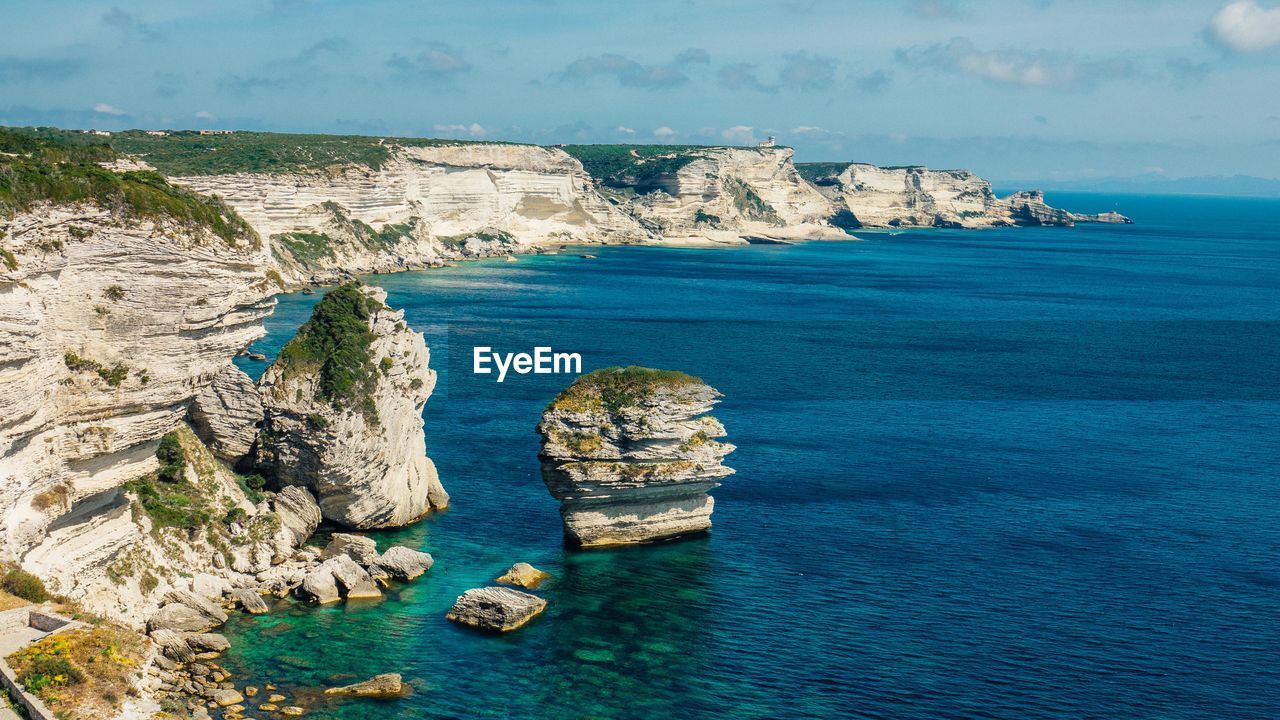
[{"x1": 1, "y1": 0, "x2": 1278, "y2": 184}]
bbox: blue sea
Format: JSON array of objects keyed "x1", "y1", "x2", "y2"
[{"x1": 227, "y1": 193, "x2": 1280, "y2": 720}]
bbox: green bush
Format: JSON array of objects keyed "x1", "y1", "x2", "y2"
[
  {"x1": 277, "y1": 283, "x2": 382, "y2": 422},
  {"x1": 17, "y1": 653, "x2": 83, "y2": 696},
  {"x1": 2, "y1": 567, "x2": 50, "y2": 602},
  {"x1": 154, "y1": 431, "x2": 186, "y2": 483},
  {"x1": 236, "y1": 473, "x2": 266, "y2": 504}
]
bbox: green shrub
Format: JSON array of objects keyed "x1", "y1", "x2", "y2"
[
  {"x1": 548, "y1": 366, "x2": 703, "y2": 414},
  {"x1": 103, "y1": 284, "x2": 125, "y2": 300},
  {"x1": 276, "y1": 283, "x2": 382, "y2": 422},
  {"x1": 17, "y1": 653, "x2": 83, "y2": 696},
  {"x1": 236, "y1": 473, "x2": 266, "y2": 504},
  {"x1": 1, "y1": 247, "x2": 16, "y2": 271},
  {"x1": 154, "y1": 431, "x2": 185, "y2": 483},
  {"x1": 2, "y1": 567, "x2": 50, "y2": 602}
]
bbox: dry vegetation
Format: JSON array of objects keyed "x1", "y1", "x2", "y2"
[{"x1": 6, "y1": 620, "x2": 146, "y2": 720}]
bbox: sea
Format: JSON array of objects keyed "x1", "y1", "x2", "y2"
[{"x1": 226, "y1": 192, "x2": 1280, "y2": 720}]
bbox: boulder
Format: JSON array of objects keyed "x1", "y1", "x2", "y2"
[
  {"x1": 149, "y1": 628, "x2": 195, "y2": 663},
  {"x1": 373, "y1": 546, "x2": 434, "y2": 581},
  {"x1": 538, "y1": 367, "x2": 735, "y2": 546},
  {"x1": 184, "y1": 633, "x2": 231, "y2": 654},
  {"x1": 323, "y1": 673, "x2": 404, "y2": 698},
  {"x1": 188, "y1": 364, "x2": 263, "y2": 462},
  {"x1": 163, "y1": 590, "x2": 229, "y2": 625},
  {"x1": 191, "y1": 573, "x2": 231, "y2": 600},
  {"x1": 233, "y1": 589, "x2": 270, "y2": 615},
  {"x1": 256, "y1": 284, "x2": 449, "y2": 528},
  {"x1": 324, "y1": 555, "x2": 380, "y2": 598},
  {"x1": 273, "y1": 485, "x2": 322, "y2": 548},
  {"x1": 148, "y1": 603, "x2": 223, "y2": 634},
  {"x1": 212, "y1": 689, "x2": 243, "y2": 707},
  {"x1": 320, "y1": 533, "x2": 379, "y2": 566},
  {"x1": 299, "y1": 565, "x2": 340, "y2": 605},
  {"x1": 495, "y1": 562, "x2": 551, "y2": 590},
  {"x1": 446, "y1": 587, "x2": 547, "y2": 632}
]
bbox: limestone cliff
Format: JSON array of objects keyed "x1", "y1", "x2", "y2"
[
  {"x1": 170, "y1": 143, "x2": 649, "y2": 284},
  {"x1": 537, "y1": 367, "x2": 734, "y2": 547},
  {"x1": 798, "y1": 163, "x2": 1132, "y2": 228},
  {"x1": 256, "y1": 283, "x2": 447, "y2": 528},
  {"x1": 568, "y1": 145, "x2": 845, "y2": 244}
]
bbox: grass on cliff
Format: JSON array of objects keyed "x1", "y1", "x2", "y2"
[
  {"x1": 559, "y1": 145, "x2": 705, "y2": 192},
  {"x1": 106, "y1": 130, "x2": 525, "y2": 175},
  {"x1": 7, "y1": 621, "x2": 146, "y2": 720},
  {"x1": 276, "y1": 282, "x2": 383, "y2": 421},
  {"x1": 0, "y1": 127, "x2": 257, "y2": 246},
  {"x1": 548, "y1": 366, "x2": 703, "y2": 414},
  {"x1": 794, "y1": 162, "x2": 852, "y2": 184}
]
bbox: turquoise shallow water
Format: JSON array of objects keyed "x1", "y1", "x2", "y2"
[{"x1": 228, "y1": 193, "x2": 1280, "y2": 719}]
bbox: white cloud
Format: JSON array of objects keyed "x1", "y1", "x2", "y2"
[
  {"x1": 720, "y1": 124, "x2": 757, "y2": 144},
  {"x1": 653, "y1": 126, "x2": 677, "y2": 138},
  {"x1": 1209, "y1": 1, "x2": 1280, "y2": 52},
  {"x1": 898, "y1": 37, "x2": 1134, "y2": 89},
  {"x1": 93, "y1": 102, "x2": 126, "y2": 115},
  {"x1": 432, "y1": 122, "x2": 487, "y2": 137},
  {"x1": 195, "y1": 110, "x2": 215, "y2": 120},
  {"x1": 614, "y1": 125, "x2": 636, "y2": 135}
]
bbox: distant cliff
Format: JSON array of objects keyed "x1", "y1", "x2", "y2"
[
  {"x1": 798, "y1": 163, "x2": 1131, "y2": 228},
  {"x1": 562, "y1": 145, "x2": 846, "y2": 244}
]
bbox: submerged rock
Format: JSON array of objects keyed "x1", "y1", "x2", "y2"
[
  {"x1": 446, "y1": 587, "x2": 547, "y2": 632},
  {"x1": 323, "y1": 673, "x2": 404, "y2": 698},
  {"x1": 495, "y1": 562, "x2": 550, "y2": 590},
  {"x1": 256, "y1": 283, "x2": 448, "y2": 529},
  {"x1": 537, "y1": 366, "x2": 735, "y2": 547}
]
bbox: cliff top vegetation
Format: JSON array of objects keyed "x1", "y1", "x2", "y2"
[
  {"x1": 275, "y1": 282, "x2": 383, "y2": 421},
  {"x1": 0, "y1": 127, "x2": 257, "y2": 246},
  {"x1": 547, "y1": 366, "x2": 704, "y2": 414}
]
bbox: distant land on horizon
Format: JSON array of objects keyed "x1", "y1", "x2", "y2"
[{"x1": 1011, "y1": 174, "x2": 1280, "y2": 199}]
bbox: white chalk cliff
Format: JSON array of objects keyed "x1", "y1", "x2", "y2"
[
  {"x1": 801, "y1": 163, "x2": 1132, "y2": 228},
  {"x1": 256, "y1": 284, "x2": 448, "y2": 528}
]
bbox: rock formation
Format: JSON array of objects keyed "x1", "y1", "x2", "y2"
[
  {"x1": 324, "y1": 673, "x2": 405, "y2": 698},
  {"x1": 256, "y1": 283, "x2": 448, "y2": 528},
  {"x1": 495, "y1": 562, "x2": 551, "y2": 589},
  {"x1": 170, "y1": 143, "x2": 647, "y2": 284},
  {"x1": 577, "y1": 146, "x2": 846, "y2": 244},
  {"x1": 188, "y1": 364, "x2": 263, "y2": 463},
  {"x1": 446, "y1": 587, "x2": 547, "y2": 632},
  {"x1": 798, "y1": 163, "x2": 1132, "y2": 228},
  {"x1": 537, "y1": 366, "x2": 735, "y2": 547}
]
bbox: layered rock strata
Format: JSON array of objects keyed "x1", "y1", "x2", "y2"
[
  {"x1": 800, "y1": 163, "x2": 1132, "y2": 228},
  {"x1": 172, "y1": 144, "x2": 648, "y2": 284},
  {"x1": 188, "y1": 364, "x2": 263, "y2": 463},
  {"x1": 538, "y1": 367, "x2": 735, "y2": 547},
  {"x1": 256, "y1": 283, "x2": 448, "y2": 528},
  {"x1": 446, "y1": 587, "x2": 547, "y2": 632}
]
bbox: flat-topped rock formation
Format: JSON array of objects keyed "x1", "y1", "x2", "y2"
[
  {"x1": 446, "y1": 587, "x2": 547, "y2": 632},
  {"x1": 798, "y1": 163, "x2": 1132, "y2": 228},
  {"x1": 256, "y1": 283, "x2": 448, "y2": 528},
  {"x1": 537, "y1": 366, "x2": 735, "y2": 547}
]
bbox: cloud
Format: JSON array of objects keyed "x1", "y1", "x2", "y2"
[
  {"x1": 195, "y1": 110, "x2": 216, "y2": 121},
  {"x1": 790, "y1": 125, "x2": 845, "y2": 142},
  {"x1": 1208, "y1": 1, "x2": 1280, "y2": 52},
  {"x1": 93, "y1": 103, "x2": 127, "y2": 116},
  {"x1": 154, "y1": 72, "x2": 184, "y2": 98},
  {"x1": 855, "y1": 69, "x2": 893, "y2": 93},
  {"x1": 102, "y1": 7, "x2": 161, "y2": 41},
  {"x1": 906, "y1": 0, "x2": 966, "y2": 19},
  {"x1": 0, "y1": 56, "x2": 87, "y2": 84},
  {"x1": 717, "y1": 63, "x2": 777, "y2": 93},
  {"x1": 559, "y1": 49, "x2": 709, "y2": 89},
  {"x1": 432, "y1": 122, "x2": 487, "y2": 137},
  {"x1": 898, "y1": 37, "x2": 1135, "y2": 89},
  {"x1": 614, "y1": 125, "x2": 636, "y2": 135},
  {"x1": 1166, "y1": 57, "x2": 1213, "y2": 86},
  {"x1": 387, "y1": 42, "x2": 473, "y2": 80},
  {"x1": 779, "y1": 52, "x2": 837, "y2": 91},
  {"x1": 220, "y1": 75, "x2": 288, "y2": 95},
  {"x1": 720, "y1": 124, "x2": 758, "y2": 144},
  {"x1": 653, "y1": 126, "x2": 677, "y2": 138},
  {"x1": 294, "y1": 37, "x2": 349, "y2": 64}
]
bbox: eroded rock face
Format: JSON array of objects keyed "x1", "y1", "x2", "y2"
[
  {"x1": 538, "y1": 367, "x2": 735, "y2": 547},
  {"x1": 446, "y1": 587, "x2": 547, "y2": 632},
  {"x1": 188, "y1": 364, "x2": 263, "y2": 463},
  {"x1": 257, "y1": 284, "x2": 448, "y2": 528},
  {"x1": 172, "y1": 144, "x2": 648, "y2": 284},
  {"x1": 801, "y1": 163, "x2": 1131, "y2": 228}
]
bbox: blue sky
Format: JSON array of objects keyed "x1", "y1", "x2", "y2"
[{"x1": 2, "y1": 0, "x2": 1278, "y2": 183}]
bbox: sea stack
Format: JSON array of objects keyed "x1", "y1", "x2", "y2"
[
  {"x1": 257, "y1": 283, "x2": 448, "y2": 528},
  {"x1": 537, "y1": 366, "x2": 734, "y2": 547}
]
